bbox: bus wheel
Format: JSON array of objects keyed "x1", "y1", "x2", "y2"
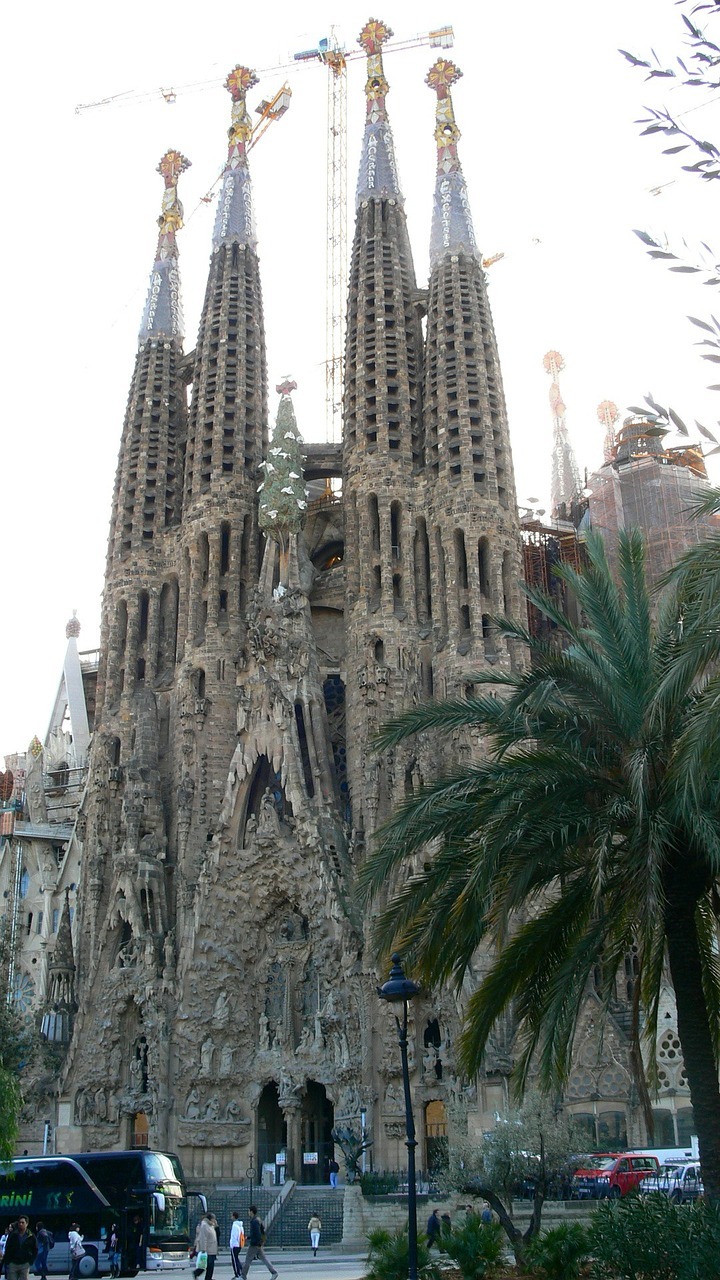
[{"x1": 78, "y1": 1249, "x2": 98, "y2": 1277}]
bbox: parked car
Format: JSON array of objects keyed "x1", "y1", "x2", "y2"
[
  {"x1": 642, "y1": 1161, "x2": 703, "y2": 1203},
  {"x1": 571, "y1": 1152, "x2": 660, "y2": 1199}
]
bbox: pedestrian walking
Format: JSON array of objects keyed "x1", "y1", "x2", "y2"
[
  {"x1": 67, "y1": 1225, "x2": 85, "y2": 1280},
  {"x1": 426, "y1": 1209, "x2": 441, "y2": 1248},
  {"x1": 193, "y1": 1214, "x2": 218, "y2": 1280},
  {"x1": 107, "y1": 1225, "x2": 121, "y2": 1279},
  {"x1": 4, "y1": 1218, "x2": 36, "y2": 1280},
  {"x1": 33, "y1": 1223, "x2": 51, "y2": 1280},
  {"x1": 241, "y1": 1207, "x2": 277, "y2": 1280},
  {"x1": 328, "y1": 1158, "x2": 339, "y2": 1189},
  {"x1": 307, "y1": 1215, "x2": 321, "y2": 1257},
  {"x1": 229, "y1": 1213, "x2": 244, "y2": 1278}
]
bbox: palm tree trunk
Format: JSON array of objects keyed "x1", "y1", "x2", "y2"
[{"x1": 664, "y1": 885, "x2": 720, "y2": 1201}]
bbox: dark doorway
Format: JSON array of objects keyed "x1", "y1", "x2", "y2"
[
  {"x1": 258, "y1": 1082, "x2": 286, "y2": 1178},
  {"x1": 301, "y1": 1082, "x2": 334, "y2": 1185}
]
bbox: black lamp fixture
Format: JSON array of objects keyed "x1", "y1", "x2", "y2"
[{"x1": 378, "y1": 953, "x2": 421, "y2": 1280}]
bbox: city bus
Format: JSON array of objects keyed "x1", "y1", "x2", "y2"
[{"x1": 0, "y1": 1152, "x2": 206, "y2": 1274}]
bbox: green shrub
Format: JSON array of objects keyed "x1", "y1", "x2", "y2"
[
  {"x1": 525, "y1": 1222, "x2": 590, "y2": 1280},
  {"x1": 589, "y1": 1193, "x2": 720, "y2": 1280},
  {"x1": 438, "y1": 1213, "x2": 505, "y2": 1280},
  {"x1": 360, "y1": 1172, "x2": 401, "y2": 1196},
  {"x1": 365, "y1": 1228, "x2": 441, "y2": 1280}
]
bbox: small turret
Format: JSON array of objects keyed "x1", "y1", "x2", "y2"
[{"x1": 41, "y1": 889, "x2": 77, "y2": 1043}]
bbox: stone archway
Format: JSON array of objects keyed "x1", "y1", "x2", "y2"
[
  {"x1": 258, "y1": 1082, "x2": 287, "y2": 1183},
  {"x1": 300, "y1": 1081, "x2": 334, "y2": 1185}
]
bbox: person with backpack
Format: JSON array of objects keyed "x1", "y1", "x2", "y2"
[
  {"x1": 32, "y1": 1223, "x2": 52, "y2": 1280},
  {"x1": 241, "y1": 1207, "x2": 277, "y2": 1280}
]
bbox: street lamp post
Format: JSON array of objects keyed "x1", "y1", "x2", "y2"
[
  {"x1": 378, "y1": 953, "x2": 421, "y2": 1280},
  {"x1": 246, "y1": 1153, "x2": 255, "y2": 1213}
]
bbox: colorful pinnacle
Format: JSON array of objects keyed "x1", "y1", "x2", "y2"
[
  {"x1": 139, "y1": 150, "x2": 190, "y2": 341},
  {"x1": 156, "y1": 150, "x2": 191, "y2": 252},
  {"x1": 359, "y1": 19, "x2": 392, "y2": 122},
  {"x1": 427, "y1": 57, "x2": 478, "y2": 265},
  {"x1": 355, "y1": 18, "x2": 401, "y2": 204},
  {"x1": 426, "y1": 58, "x2": 462, "y2": 175},
  {"x1": 212, "y1": 65, "x2": 258, "y2": 249},
  {"x1": 224, "y1": 66, "x2": 259, "y2": 165}
]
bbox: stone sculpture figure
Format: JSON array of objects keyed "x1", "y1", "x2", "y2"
[
  {"x1": 258, "y1": 1012, "x2": 270, "y2": 1051},
  {"x1": 185, "y1": 1087, "x2": 201, "y2": 1119},
  {"x1": 205, "y1": 1093, "x2": 220, "y2": 1120},
  {"x1": 200, "y1": 1037, "x2": 214, "y2": 1077}
]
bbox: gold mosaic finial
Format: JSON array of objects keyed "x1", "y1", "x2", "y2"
[
  {"x1": 358, "y1": 17, "x2": 393, "y2": 54},
  {"x1": 276, "y1": 377, "x2": 297, "y2": 397},
  {"x1": 224, "y1": 65, "x2": 259, "y2": 157},
  {"x1": 427, "y1": 57, "x2": 462, "y2": 173},
  {"x1": 156, "y1": 150, "x2": 191, "y2": 238}
]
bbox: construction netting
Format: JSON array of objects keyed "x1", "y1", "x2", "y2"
[{"x1": 588, "y1": 455, "x2": 720, "y2": 586}]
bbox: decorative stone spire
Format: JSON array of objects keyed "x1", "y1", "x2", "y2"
[
  {"x1": 66, "y1": 611, "x2": 81, "y2": 640},
  {"x1": 212, "y1": 66, "x2": 258, "y2": 249},
  {"x1": 259, "y1": 379, "x2": 307, "y2": 544},
  {"x1": 543, "y1": 351, "x2": 582, "y2": 515},
  {"x1": 139, "y1": 150, "x2": 190, "y2": 341},
  {"x1": 426, "y1": 58, "x2": 479, "y2": 266},
  {"x1": 41, "y1": 889, "x2": 76, "y2": 1044},
  {"x1": 356, "y1": 19, "x2": 402, "y2": 205}
]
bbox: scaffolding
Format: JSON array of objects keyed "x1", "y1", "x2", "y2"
[
  {"x1": 521, "y1": 518, "x2": 586, "y2": 641},
  {"x1": 588, "y1": 420, "x2": 720, "y2": 586}
]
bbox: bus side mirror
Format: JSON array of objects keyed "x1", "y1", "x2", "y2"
[
  {"x1": 199, "y1": 1196, "x2": 208, "y2": 1214},
  {"x1": 153, "y1": 1193, "x2": 166, "y2": 1213}
]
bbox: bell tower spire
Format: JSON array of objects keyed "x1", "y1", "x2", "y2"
[
  {"x1": 183, "y1": 65, "x2": 267, "y2": 511},
  {"x1": 342, "y1": 18, "x2": 425, "y2": 845},
  {"x1": 422, "y1": 57, "x2": 523, "y2": 674},
  {"x1": 99, "y1": 152, "x2": 190, "y2": 715}
]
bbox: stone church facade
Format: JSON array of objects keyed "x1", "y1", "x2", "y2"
[{"x1": 13, "y1": 22, "x2": 691, "y2": 1176}]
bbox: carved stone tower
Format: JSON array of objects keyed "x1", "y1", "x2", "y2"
[{"x1": 343, "y1": 19, "x2": 426, "y2": 843}]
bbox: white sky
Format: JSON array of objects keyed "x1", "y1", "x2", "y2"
[{"x1": 2, "y1": 0, "x2": 719, "y2": 756}]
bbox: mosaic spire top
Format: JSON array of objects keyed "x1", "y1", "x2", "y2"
[
  {"x1": 212, "y1": 65, "x2": 259, "y2": 250},
  {"x1": 355, "y1": 18, "x2": 402, "y2": 206},
  {"x1": 426, "y1": 58, "x2": 479, "y2": 266},
  {"x1": 139, "y1": 149, "x2": 190, "y2": 342}
]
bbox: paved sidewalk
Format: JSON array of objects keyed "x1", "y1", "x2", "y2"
[{"x1": 199, "y1": 1253, "x2": 366, "y2": 1280}]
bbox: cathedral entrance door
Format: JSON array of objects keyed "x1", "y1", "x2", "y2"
[
  {"x1": 300, "y1": 1082, "x2": 334, "y2": 1185},
  {"x1": 257, "y1": 1083, "x2": 287, "y2": 1183}
]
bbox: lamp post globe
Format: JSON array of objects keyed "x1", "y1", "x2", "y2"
[{"x1": 378, "y1": 954, "x2": 420, "y2": 1280}]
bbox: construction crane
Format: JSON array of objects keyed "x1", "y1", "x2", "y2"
[{"x1": 75, "y1": 27, "x2": 454, "y2": 442}]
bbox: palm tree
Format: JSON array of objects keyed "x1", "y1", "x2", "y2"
[{"x1": 360, "y1": 530, "x2": 720, "y2": 1198}]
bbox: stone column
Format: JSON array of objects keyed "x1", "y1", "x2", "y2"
[
  {"x1": 207, "y1": 529, "x2": 221, "y2": 628},
  {"x1": 282, "y1": 1102, "x2": 302, "y2": 1181}
]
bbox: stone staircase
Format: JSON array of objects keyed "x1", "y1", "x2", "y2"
[{"x1": 265, "y1": 1185, "x2": 344, "y2": 1248}]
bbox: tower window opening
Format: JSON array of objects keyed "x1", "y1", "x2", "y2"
[{"x1": 294, "y1": 703, "x2": 315, "y2": 799}]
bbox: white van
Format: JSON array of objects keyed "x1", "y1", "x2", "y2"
[{"x1": 642, "y1": 1161, "x2": 703, "y2": 1203}]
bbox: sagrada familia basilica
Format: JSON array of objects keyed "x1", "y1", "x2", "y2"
[{"x1": 3, "y1": 21, "x2": 697, "y2": 1182}]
